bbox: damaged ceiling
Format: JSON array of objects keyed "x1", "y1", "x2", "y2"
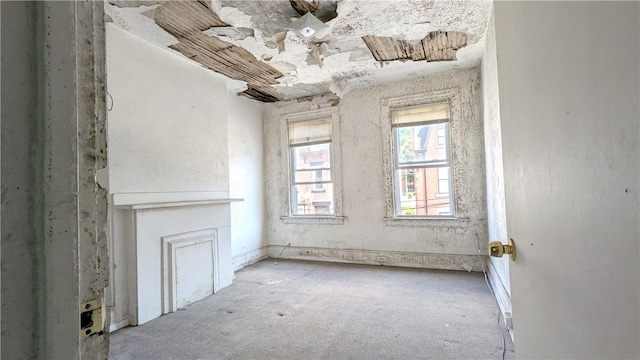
[{"x1": 106, "y1": 0, "x2": 491, "y2": 102}]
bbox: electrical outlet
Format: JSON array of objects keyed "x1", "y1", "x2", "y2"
[
  {"x1": 377, "y1": 255, "x2": 386, "y2": 262},
  {"x1": 461, "y1": 262, "x2": 472, "y2": 272}
]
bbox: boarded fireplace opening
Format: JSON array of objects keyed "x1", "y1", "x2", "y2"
[{"x1": 161, "y1": 228, "x2": 220, "y2": 314}]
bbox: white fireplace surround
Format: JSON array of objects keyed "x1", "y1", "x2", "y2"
[{"x1": 107, "y1": 192, "x2": 242, "y2": 330}]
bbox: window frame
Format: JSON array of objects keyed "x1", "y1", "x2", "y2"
[
  {"x1": 381, "y1": 88, "x2": 461, "y2": 222},
  {"x1": 392, "y1": 106, "x2": 453, "y2": 218},
  {"x1": 281, "y1": 108, "x2": 344, "y2": 225}
]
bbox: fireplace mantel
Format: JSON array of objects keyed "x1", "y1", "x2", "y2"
[
  {"x1": 112, "y1": 191, "x2": 243, "y2": 209},
  {"x1": 107, "y1": 191, "x2": 238, "y2": 329},
  {"x1": 115, "y1": 198, "x2": 243, "y2": 210}
]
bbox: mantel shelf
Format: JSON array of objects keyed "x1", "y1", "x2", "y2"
[
  {"x1": 114, "y1": 198, "x2": 244, "y2": 210},
  {"x1": 111, "y1": 191, "x2": 244, "y2": 209}
]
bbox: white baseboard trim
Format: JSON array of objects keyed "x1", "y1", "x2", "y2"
[
  {"x1": 232, "y1": 246, "x2": 269, "y2": 271},
  {"x1": 109, "y1": 318, "x2": 129, "y2": 333},
  {"x1": 268, "y1": 245, "x2": 488, "y2": 272},
  {"x1": 487, "y1": 259, "x2": 514, "y2": 342}
]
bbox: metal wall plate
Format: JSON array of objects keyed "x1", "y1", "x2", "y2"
[{"x1": 80, "y1": 299, "x2": 104, "y2": 338}]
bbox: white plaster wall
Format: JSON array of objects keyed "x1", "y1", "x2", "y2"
[
  {"x1": 107, "y1": 24, "x2": 229, "y2": 195},
  {"x1": 227, "y1": 93, "x2": 268, "y2": 269},
  {"x1": 263, "y1": 68, "x2": 488, "y2": 268},
  {"x1": 106, "y1": 24, "x2": 239, "y2": 328},
  {"x1": 480, "y1": 7, "x2": 511, "y2": 319},
  {"x1": 494, "y1": 2, "x2": 639, "y2": 357}
]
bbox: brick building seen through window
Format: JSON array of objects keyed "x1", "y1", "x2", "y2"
[{"x1": 392, "y1": 101, "x2": 453, "y2": 217}]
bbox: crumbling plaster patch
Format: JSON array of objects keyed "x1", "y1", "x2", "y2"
[
  {"x1": 215, "y1": 0, "x2": 489, "y2": 98},
  {"x1": 105, "y1": 0, "x2": 491, "y2": 100},
  {"x1": 105, "y1": 3, "x2": 178, "y2": 47}
]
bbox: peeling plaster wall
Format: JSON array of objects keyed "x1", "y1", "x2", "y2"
[
  {"x1": 227, "y1": 93, "x2": 268, "y2": 269},
  {"x1": 263, "y1": 68, "x2": 488, "y2": 269},
  {"x1": 3, "y1": 2, "x2": 109, "y2": 358},
  {"x1": 107, "y1": 24, "x2": 229, "y2": 195},
  {"x1": 480, "y1": 9, "x2": 511, "y2": 329}
]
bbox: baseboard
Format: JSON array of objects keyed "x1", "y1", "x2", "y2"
[
  {"x1": 109, "y1": 318, "x2": 129, "y2": 333},
  {"x1": 232, "y1": 246, "x2": 269, "y2": 271},
  {"x1": 487, "y1": 259, "x2": 514, "y2": 342},
  {"x1": 268, "y1": 245, "x2": 488, "y2": 272}
]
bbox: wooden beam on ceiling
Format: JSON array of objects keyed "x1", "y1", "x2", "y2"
[{"x1": 362, "y1": 31, "x2": 467, "y2": 62}]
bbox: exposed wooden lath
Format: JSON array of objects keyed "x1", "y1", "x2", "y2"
[
  {"x1": 169, "y1": 33, "x2": 282, "y2": 102},
  {"x1": 155, "y1": 1, "x2": 283, "y2": 102},
  {"x1": 289, "y1": 0, "x2": 319, "y2": 15},
  {"x1": 155, "y1": 1, "x2": 229, "y2": 38},
  {"x1": 362, "y1": 31, "x2": 467, "y2": 62}
]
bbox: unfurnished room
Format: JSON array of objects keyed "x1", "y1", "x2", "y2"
[{"x1": 2, "y1": 1, "x2": 639, "y2": 359}]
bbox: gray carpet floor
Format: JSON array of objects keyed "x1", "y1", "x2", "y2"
[{"x1": 110, "y1": 259, "x2": 515, "y2": 360}]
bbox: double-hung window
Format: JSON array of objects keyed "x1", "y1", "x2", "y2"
[
  {"x1": 288, "y1": 118, "x2": 335, "y2": 216},
  {"x1": 391, "y1": 101, "x2": 454, "y2": 217}
]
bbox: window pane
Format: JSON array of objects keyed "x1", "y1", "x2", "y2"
[
  {"x1": 294, "y1": 168, "x2": 331, "y2": 183},
  {"x1": 395, "y1": 123, "x2": 448, "y2": 165},
  {"x1": 437, "y1": 125, "x2": 446, "y2": 146},
  {"x1": 397, "y1": 167, "x2": 452, "y2": 216},
  {"x1": 437, "y1": 167, "x2": 449, "y2": 194},
  {"x1": 291, "y1": 143, "x2": 331, "y2": 183},
  {"x1": 291, "y1": 183, "x2": 334, "y2": 215}
]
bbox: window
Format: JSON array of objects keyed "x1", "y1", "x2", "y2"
[
  {"x1": 288, "y1": 118, "x2": 335, "y2": 216},
  {"x1": 391, "y1": 101, "x2": 454, "y2": 217}
]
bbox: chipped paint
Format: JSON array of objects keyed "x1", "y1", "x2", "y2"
[
  {"x1": 106, "y1": 0, "x2": 491, "y2": 100},
  {"x1": 263, "y1": 68, "x2": 488, "y2": 265},
  {"x1": 155, "y1": 1, "x2": 283, "y2": 102},
  {"x1": 2, "y1": 1, "x2": 110, "y2": 358},
  {"x1": 267, "y1": 245, "x2": 487, "y2": 271}
]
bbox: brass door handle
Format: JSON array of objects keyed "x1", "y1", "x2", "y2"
[{"x1": 489, "y1": 238, "x2": 516, "y2": 261}]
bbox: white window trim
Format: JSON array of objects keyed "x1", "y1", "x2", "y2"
[
  {"x1": 280, "y1": 107, "x2": 345, "y2": 225},
  {"x1": 381, "y1": 88, "x2": 462, "y2": 223}
]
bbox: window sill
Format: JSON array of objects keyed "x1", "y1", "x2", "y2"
[
  {"x1": 384, "y1": 217, "x2": 470, "y2": 227},
  {"x1": 280, "y1": 216, "x2": 346, "y2": 225}
]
